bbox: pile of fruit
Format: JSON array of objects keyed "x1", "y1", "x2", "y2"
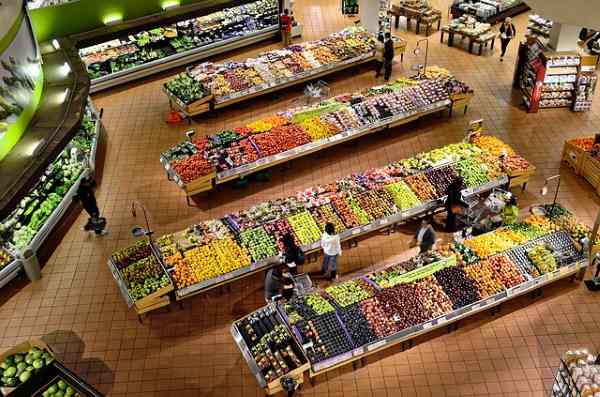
[
  {"x1": 325, "y1": 279, "x2": 374, "y2": 307},
  {"x1": 385, "y1": 181, "x2": 421, "y2": 210},
  {"x1": 434, "y1": 266, "x2": 481, "y2": 309},
  {"x1": 464, "y1": 231, "x2": 516, "y2": 258},
  {"x1": 0, "y1": 346, "x2": 54, "y2": 388},
  {"x1": 39, "y1": 379, "x2": 81, "y2": 397},
  {"x1": 527, "y1": 245, "x2": 557, "y2": 274},
  {"x1": 0, "y1": 247, "x2": 14, "y2": 269},
  {"x1": 240, "y1": 227, "x2": 278, "y2": 262},
  {"x1": 287, "y1": 211, "x2": 322, "y2": 245}
]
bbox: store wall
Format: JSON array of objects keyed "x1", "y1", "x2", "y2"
[{"x1": 29, "y1": 0, "x2": 208, "y2": 42}]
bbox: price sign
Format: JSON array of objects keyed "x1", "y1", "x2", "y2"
[
  {"x1": 352, "y1": 228, "x2": 361, "y2": 235},
  {"x1": 379, "y1": 219, "x2": 388, "y2": 226},
  {"x1": 422, "y1": 322, "x2": 432, "y2": 330}
]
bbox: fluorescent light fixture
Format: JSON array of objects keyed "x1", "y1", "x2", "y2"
[
  {"x1": 51, "y1": 39, "x2": 60, "y2": 50},
  {"x1": 56, "y1": 88, "x2": 70, "y2": 104},
  {"x1": 103, "y1": 14, "x2": 123, "y2": 25},
  {"x1": 59, "y1": 62, "x2": 71, "y2": 76},
  {"x1": 162, "y1": 0, "x2": 180, "y2": 10}
]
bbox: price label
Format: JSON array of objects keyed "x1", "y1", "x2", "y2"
[
  {"x1": 352, "y1": 229, "x2": 361, "y2": 235},
  {"x1": 471, "y1": 303, "x2": 481, "y2": 310},
  {"x1": 422, "y1": 322, "x2": 432, "y2": 330},
  {"x1": 379, "y1": 219, "x2": 388, "y2": 226},
  {"x1": 546, "y1": 272, "x2": 555, "y2": 281}
]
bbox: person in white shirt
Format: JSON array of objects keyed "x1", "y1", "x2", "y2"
[{"x1": 321, "y1": 222, "x2": 341, "y2": 280}]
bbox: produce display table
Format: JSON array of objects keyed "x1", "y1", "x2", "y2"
[
  {"x1": 450, "y1": 0, "x2": 530, "y2": 24},
  {"x1": 390, "y1": 3, "x2": 442, "y2": 36},
  {"x1": 0, "y1": 100, "x2": 104, "y2": 289},
  {"x1": 161, "y1": 72, "x2": 473, "y2": 198},
  {"x1": 232, "y1": 203, "x2": 591, "y2": 389},
  {"x1": 562, "y1": 137, "x2": 600, "y2": 196},
  {"x1": 0, "y1": 339, "x2": 103, "y2": 396},
  {"x1": 162, "y1": 27, "x2": 395, "y2": 118},
  {"x1": 441, "y1": 17, "x2": 494, "y2": 55},
  {"x1": 110, "y1": 132, "x2": 533, "y2": 314}
]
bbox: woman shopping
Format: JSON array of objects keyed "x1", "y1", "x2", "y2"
[
  {"x1": 499, "y1": 17, "x2": 516, "y2": 61},
  {"x1": 320, "y1": 223, "x2": 341, "y2": 280}
]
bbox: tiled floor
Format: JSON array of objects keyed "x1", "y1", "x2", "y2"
[{"x1": 2, "y1": 1, "x2": 600, "y2": 396}]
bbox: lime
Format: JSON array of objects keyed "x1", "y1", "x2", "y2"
[
  {"x1": 33, "y1": 359, "x2": 43, "y2": 369},
  {"x1": 16, "y1": 362, "x2": 26, "y2": 371},
  {"x1": 12, "y1": 355, "x2": 23, "y2": 364},
  {"x1": 18, "y1": 370, "x2": 31, "y2": 383},
  {"x1": 4, "y1": 366, "x2": 16, "y2": 377},
  {"x1": 58, "y1": 380, "x2": 67, "y2": 390},
  {"x1": 48, "y1": 384, "x2": 58, "y2": 394}
]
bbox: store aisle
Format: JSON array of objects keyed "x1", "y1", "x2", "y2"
[{"x1": 1, "y1": 0, "x2": 600, "y2": 396}]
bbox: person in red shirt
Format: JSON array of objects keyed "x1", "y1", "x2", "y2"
[{"x1": 280, "y1": 8, "x2": 292, "y2": 47}]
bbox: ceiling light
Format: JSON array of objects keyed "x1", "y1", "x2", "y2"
[
  {"x1": 162, "y1": 1, "x2": 180, "y2": 10},
  {"x1": 103, "y1": 14, "x2": 123, "y2": 25},
  {"x1": 51, "y1": 39, "x2": 60, "y2": 50}
]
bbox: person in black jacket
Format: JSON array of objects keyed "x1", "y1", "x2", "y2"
[
  {"x1": 383, "y1": 32, "x2": 395, "y2": 81},
  {"x1": 414, "y1": 218, "x2": 436, "y2": 254},
  {"x1": 74, "y1": 177, "x2": 107, "y2": 235},
  {"x1": 499, "y1": 17, "x2": 516, "y2": 61},
  {"x1": 444, "y1": 177, "x2": 465, "y2": 232},
  {"x1": 281, "y1": 233, "x2": 304, "y2": 275}
]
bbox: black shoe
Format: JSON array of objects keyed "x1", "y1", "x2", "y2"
[{"x1": 329, "y1": 271, "x2": 337, "y2": 281}]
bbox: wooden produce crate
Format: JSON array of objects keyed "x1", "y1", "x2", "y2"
[
  {"x1": 581, "y1": 154, "x2": 600, "y2": 190},
  {"x1": 163, "y1": 84, "x2": 214, "y2": 117},
  {"x1": 133, "y1": 284, "x2": 174, "y2": 312},
  {"x1": 182, "y1": 171, "x2": 216, "y2": 196},
  {"x1": 508, "y1": 165, "x2": 537, "y2": 189},
  {"x1": 562, "y1": 139, "x2": 591, "y2": 175},
  {"x1": 0, "y1": 339, "x2": 54, "y2": 396},
  {"x1": 265, "y1": 362, "x2": 310, "y2": 395},
  {"x1": 450, "y1": 91, "x2": 473, "y2": 114}
]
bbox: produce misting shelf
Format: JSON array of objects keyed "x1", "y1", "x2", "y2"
[
  {"x1": 0, "y1": 99, "x2": 104, "y2": 289},
  {"x1": 164, "y1": 53, "x2": 379, "y2": 118},
  {"x1": 161, "y1": 95, "x2": 471, "y2": 198},
  {"x1": 89, "y1": 26, "x2": 280, "y2": 93},
  {"x1": 171, "y1": 175, "x2": 507, "y2": 301}
]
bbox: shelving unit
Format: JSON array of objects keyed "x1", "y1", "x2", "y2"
[
  {"x1": 526, "y1": 14, "x2": 552, "y2": 43},
  {"x1": 0, "y1": 100, "x2": 104, "y2": 289},
  {"x1": 514, "y1": 40, "x2": 598, "y2": 112},
  {"x1": 77, "y1": 0, "x2": 282, "y2": 93},
  {"x1": 450, "y1": 0, "x2": 530, "y2": 24}
]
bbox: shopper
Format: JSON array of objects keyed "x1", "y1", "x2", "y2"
[
  {"x1": 73, "y1": 177, "x2": 107, "y2": 236},
  {"x1": 502, "y1": 195, "x2": 519, "y2": 225},
  {"x1": 414, "y1": 218, "x2": 436, "y2": 254},
  {"x1": 383, "y1": 32, "x2": 395, "y2": 81},
  {"x1": 265, "y1": 265, "x2": 284, "y2": 302},
  {"x1": 320, "y1": 222, "x2": 341, "y2": 280},
  {"x1": 281, "y1": 232, "x2": 304, "y2": 275},
  {"x1": 445, "y1": 177, "x2": 465, "y2": 232},
  {"x1": 280, "y1": 9, "x2": 292, "y2": 47},
  {"x1": 375, "y1": 34, "x2": 385, "y2": 78},
  {"x1": 499, "y1": 17, "x2": 516, "y2": 61}
]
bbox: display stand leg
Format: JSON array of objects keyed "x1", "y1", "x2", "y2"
[
  {"x1": 401, "y1": 52, "x2": 404, "y2": 62},
  {"x1": 395, "y1": 15, "x2": 400, "y2": 29},
  {"x1": 448, "y1": 104, "x2": 453, "y2": 118},
  {"x1": 437, "y1": 19, "x2": 441, "y2": 31},
  {"x1": 440, "y1": 31, "x2": 444, "y2": 43},
  {"x1": 447, "y1": 322, "x2": 458, "y2": 333},
  {"x1": 491, "y1": 38, "x2": 495, "y2": 50},
  {"x1": 361, "y1": 357, "x2": 367, "y2": 366},
  {"x1": 309, "y1": 377, "x2": 315, "y2": 386},
  {"x1": 138, "y1": 314, "x2": 144, "y2": 324},
  {"x1": 522, "y1": 182, "x2": 527, "y2": 191},
  {"x1": 416, "y1": 20, "x2": 420, "y2": 35}
]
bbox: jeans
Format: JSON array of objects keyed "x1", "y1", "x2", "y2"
[{"x1": 322, "y1": 254, "x2": 337, "y2": 274}]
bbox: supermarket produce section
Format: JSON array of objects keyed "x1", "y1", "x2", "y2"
[
  {"x1": 109, "y1": 133, "x2": 536, "y2": 314},
  {"x1": 162, "y1": 27, "x2": 397, "y2": 116},
  {"x1": 161, "y1": 68, "x2": 472, "y2": 196},
  {"x1": 232, "y1": 204, "x2": 591, "y2": 391}
]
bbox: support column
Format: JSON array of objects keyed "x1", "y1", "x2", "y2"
[
  {"x1": 359, "y1": 0, "x2": 381, "y2": 35},
  {"x1": 548, "y1": 22, "x2": 582, "y2": 51}
]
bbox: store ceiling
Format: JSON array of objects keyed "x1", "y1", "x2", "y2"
[{"x1": 526, "y1": 0, "x2": 600, "y2": 31}]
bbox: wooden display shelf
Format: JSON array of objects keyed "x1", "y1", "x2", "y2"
[
  {"x1": 562, "y1": 139, "x2": 591, "y2": 175},
  {"x1": 449, "y1": 91, "x2": 473, "y2": 115},
  {"x1": 508, "y1": 165, "x2": 536, "y2": 190},
  {"x1": 581, "y1": 154, "x2": 600, "y2": 190}
]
